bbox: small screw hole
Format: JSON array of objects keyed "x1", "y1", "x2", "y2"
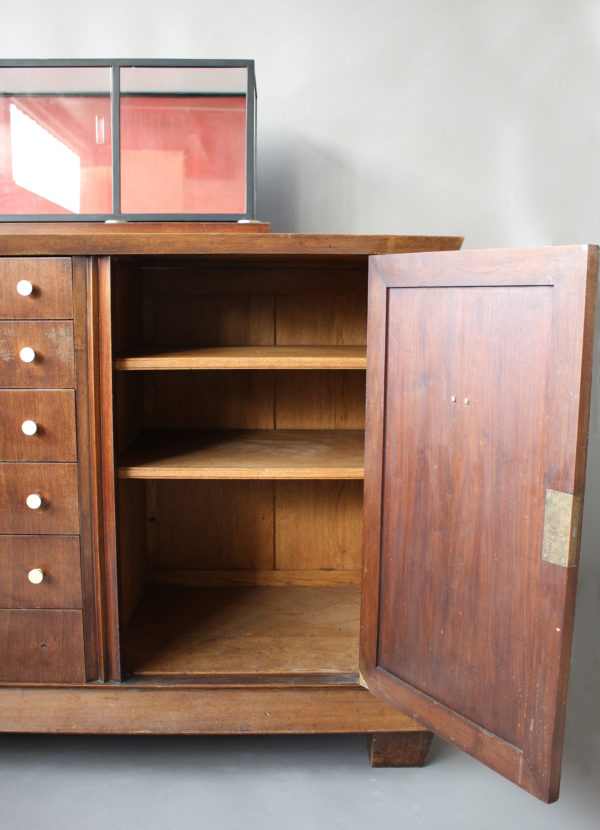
[{"x1": 39, "y1": 642, "x2": 48, "y2": 650}]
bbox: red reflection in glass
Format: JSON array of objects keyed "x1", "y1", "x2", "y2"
[
  {"x1": 0, "y1": 96, "x2": 112, "y2": 215},
  {"x1": 120, "y1": 95, "x2": 246, "y2": 214}
]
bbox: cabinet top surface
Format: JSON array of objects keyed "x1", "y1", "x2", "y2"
[{"x1": 0, "y1": 223, "x2": 463, "y2": 257}]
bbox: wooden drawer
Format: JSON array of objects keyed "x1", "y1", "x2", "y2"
[
  {"x1": 0, "y1": 390, "x2": 77, "y2": 461},
  {"x1": 0, "y1": 609, "x2": 85, "y2": 683},
  {"x1": 0, "y1": 463, "x2": 79, "y2": 534},
  {"x1": 0, "y1": 258, "x2": 72, "y2": 320},
  {"x1": 0, "y1": 321, "x2": 75, "y2": 388},
  {"x1": 0, "y1": 535, "x2": 82, "y2": 609}
]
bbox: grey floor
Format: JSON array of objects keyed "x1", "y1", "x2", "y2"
[{"x1": 0, "y1": 730, "x2": 598, "y2": 830}]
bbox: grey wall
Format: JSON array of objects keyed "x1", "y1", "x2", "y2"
[{"x1": 0, "y1": 0, "x2": 598, "y2": 824}]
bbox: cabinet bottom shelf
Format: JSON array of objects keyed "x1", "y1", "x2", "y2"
[{"x1": 122, "y1": 585, "x2": 360, "y2": 676}]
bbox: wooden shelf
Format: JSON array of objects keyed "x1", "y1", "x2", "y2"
[
  {"x1": 115, "y1": 345, "x2": 367, "y2": 371},
  {"x1": 122, "y1": 585, "x2": 360, "y2": 675},
  {"x1": 118, "y1": 429, "x2": 365, "y2": 480}
]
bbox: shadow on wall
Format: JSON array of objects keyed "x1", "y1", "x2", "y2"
[
  {"x1": 565, "y1": 294, "x2": 600, "y2": 776},
  {"x1": 256, "y1": 134, "x2": 356, "y2": 233}
]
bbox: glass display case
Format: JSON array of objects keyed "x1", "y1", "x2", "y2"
[{"x1": 0, "y1": 59, "x2": 256, "y2": 221}]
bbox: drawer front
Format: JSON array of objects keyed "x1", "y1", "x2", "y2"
[
  {"x1": 0, "y1": 463, "x2": 79, "y2": 534},
  {"x1": 0, "y1": 321, "x2": 75, "y2": 388},
  {"x1": 0, "y1": 535, "x2": 82, "y2": 609},
  {"x1": 0, "y1": 390, "x2": 77, "y2": 461},
  {"x1": 0, "y1": 609, "x2": 85, "y2": 683},
  {"x1": 0, "y1": 258, "x2": 73, "y2": 320}
]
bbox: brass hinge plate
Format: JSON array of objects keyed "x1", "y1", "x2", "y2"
[{"x1": 542, "y1": 489, "x2": 583, "y2": 568}]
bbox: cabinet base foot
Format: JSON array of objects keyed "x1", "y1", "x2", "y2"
[{"x1": 368, "y1": 731, "x2": 433, "y2": 767}]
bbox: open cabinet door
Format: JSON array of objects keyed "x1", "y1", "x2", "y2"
[{"x1": 360, "y1": 246, "x2": 597, "y2": 802}]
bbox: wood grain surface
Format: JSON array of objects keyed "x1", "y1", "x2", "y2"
[
  {"x1": 368, "y1": 731, "x2": 433, "y2": 767},
  {"x1": 150, "y1": 371, "x2": 275, "y2": 430},
  {"x1": 274, "y1": 371, "x2": 366, "y2": 429},
  {"x1": 118, "y1": 429, "x2": 365, "y2": 479},
  {"x1": 0, "y1": 462, "x2": 80, "y2": 534},
  {"x1": 72, "y1": 256, "x2": 105, "y2": 681},
  {"x1": 149, "y1": 569, "x2": 362, "y2": 587},
  {"x1": 122, "y1": 585, "x2": 360, "y2": 675},
  {"x1": 275, "y1": 480, "x2": 363, "y2": 570},
  {"x1": 0, "y1": 390, "x2": 76, "y2": 461},
  {"x1": 115, "y1": 345, "x2": 367, "y2": 370},
  {"x1": 0, "y1": 257, "x2": 72, "y2": 319},
  {"x1": 0, "y1": 684, "x2": 424, "y2": 735},
  {"x1": 0, "y1": 609, "x2": 85, "y2": 683},
  {"x1": 0, "y1": 222, "x2": 270, "y2": 236},
  {"x1": 361, "y1": 245, "x2": 598, "y2": 802},
  {"x1": 154, "y1": 480, "x2": 275, "y2": 570},
  {"x1": 0, "y1": 535, "x2": 82, "y2": 609},
  {"x1": 0, "y1": 231, "x2": 463, "y2": 257},
  {"x1": 0, "y1": 321, "x2": 75, "y2": 388}
]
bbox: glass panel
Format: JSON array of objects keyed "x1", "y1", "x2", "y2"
[
  {"x1": 120, "y1": 66, "x2": 247, "y2": 215},
  {"x1": 0, "y1": 67, "x2": 112, "y2": 215}
]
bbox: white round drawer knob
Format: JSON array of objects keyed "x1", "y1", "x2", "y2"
[
  {"x1": 26, "y1": 493, "x2": 43, "y2": 510},
  {"x1": 16, "y1": 280, "x2": 34, "y2": 297},
  {"x1": 19, "y1": 347, "x2": 36, "y2": 363},
  {"x1": 22, "y1": 420, "x2": 38, "y2": 436},
  {"x1": 28, "y1": 568, "x2": 44, "y2": 584}
]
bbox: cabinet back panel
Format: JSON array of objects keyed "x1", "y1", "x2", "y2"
[
  {"x1": 275, "y1": 481, "x2": 363, "y2": 571},
  {"x1": 111, "y1": 261, "x2": 368, "y2": 352},
  {"x1": 156, "y1": 480, "x2": 275, "y2": 570},
  {"x1": 140, "y1": 260, "x2": 367, "y2": 296},
  {"x1": 276, "y1": 293, "x2": 366, "y2": 346},
  {"x1": 143, "y1": 291, "x2": 366, "y2": 349},
  {"x1": 148, "y1": 479, "x2": 362, "y2": 576},
  {"x1": 154, "y1": 294, "x2": 275, "y2": 347},
  {"x1": 150, "y1": 371, "x2": 275, "y2": 429},
  {"x1": 147, "y1": 371, "x2": 365, "y2": 431},
  {"x1": 275, "y1": 371, "x2": 365, "y2": 429}
]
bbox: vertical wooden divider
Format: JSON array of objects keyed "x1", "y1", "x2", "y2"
[
  {"x1": 72, "y1": 256, "x2": 106, "y2": 681},
  {"x1": 98, "y1": 256, "x2": 122, "y2": 681}
]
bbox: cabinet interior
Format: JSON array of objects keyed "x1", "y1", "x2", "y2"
[{"x1": 110, "y1": 255, "x2": 368, "y2": 679}]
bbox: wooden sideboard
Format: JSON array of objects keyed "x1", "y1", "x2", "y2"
[{"x1": 0, "y1": 226, "x2": 595, "y2": 804}]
